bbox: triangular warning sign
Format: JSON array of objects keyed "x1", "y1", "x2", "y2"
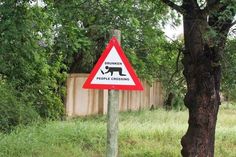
[{"x1": 83, "y1": 37, "x2": 143, "y2": 90}]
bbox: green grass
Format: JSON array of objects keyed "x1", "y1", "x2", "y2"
[{"x1": 0, "y1": 106, "x2": 236, "y2": 157}]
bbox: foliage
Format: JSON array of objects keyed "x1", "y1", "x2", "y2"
[
  {"x1": 222, "y1": 39, "x2": 236, "y2": 101},
  {"x1": 52, "y1": 0, "x2": 171, "y2": 75},
  {"x1": 51, "y1": 0, "x2": 185, "y2": 109},
  {"x1": 0, "y1": 0, "x2": 189, "y2": 132},
  {"x1": 147, "y1": 39, "x2": 186, "y2": 110},
  {"x1": 128, "y1": 35, "x2": 186, "y2": 109},
  {"x1": 0, "y1": 107, "x2": 235, "y2": 157},
  {"x1": 0, "y1": 83, "x2": 39, "y2": 133},
  {"x1": 0, "y1": 1, "x2": 65, "y2": 121},
  {"x1": 59, "y1": 1, "x2": 186, "y2": 108}
]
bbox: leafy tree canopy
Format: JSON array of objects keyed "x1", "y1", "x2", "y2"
[{"x1": 0, "y1": 0, "x2": 182, "y2": 131}]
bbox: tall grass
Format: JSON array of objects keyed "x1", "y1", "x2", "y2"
[{"x1": 0, "y1": 106, "x2": 235, "y2": 157}]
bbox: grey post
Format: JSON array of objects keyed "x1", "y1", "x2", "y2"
[{"x1": 106, "y1": 29, "x2": 121, "y2": 157}]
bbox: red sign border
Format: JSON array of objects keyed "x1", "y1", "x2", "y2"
[{"x1": 83, "y1": 37, "x2": 143, "y2": 90}]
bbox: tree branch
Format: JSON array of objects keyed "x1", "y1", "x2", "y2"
[
  {"x1": 168, "y1": 47, "x2": 182, "y2": 84},
  {"x1": 161, "y1": 0, "x2": 185, "y2": 14}
]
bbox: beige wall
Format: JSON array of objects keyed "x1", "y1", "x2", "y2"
[{"x1": 66, "y1": 73, "x2": 164, "y2": 117}]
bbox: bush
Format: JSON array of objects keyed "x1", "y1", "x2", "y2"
[
  {"x1": 0, "y1": 83, "x2": 40, "y2": 133},
  {"x1": 33, "y1": 91, "x2": 65, "y2": 120}
]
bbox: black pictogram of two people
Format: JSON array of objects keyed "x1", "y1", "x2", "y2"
[{"x1": 101, "y1": 66, "x2": 126, "y2": 76}]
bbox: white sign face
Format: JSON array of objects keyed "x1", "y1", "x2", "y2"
[{"x1": 91, "y1": 46, "x2": 135, "y2": 85}]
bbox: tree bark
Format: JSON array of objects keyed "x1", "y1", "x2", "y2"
[
  {"x1": 160, "y1": 0, "x2": 235, "y2": 156},
  {"x1": 180, "y1": 2, "x2": 221, "y2": 156}
]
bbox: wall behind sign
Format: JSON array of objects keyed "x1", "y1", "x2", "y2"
[{"x1": 66, "y1": 73, "x2": 164, "y2": 117}]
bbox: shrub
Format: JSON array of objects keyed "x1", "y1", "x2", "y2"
[{"x1": 0, "y1": 83, "x2": 40, "y2": 133}]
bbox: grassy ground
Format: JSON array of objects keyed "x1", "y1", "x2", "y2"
[{"x1": 0, "y1": 104, "x2": 235, "y2": 157}]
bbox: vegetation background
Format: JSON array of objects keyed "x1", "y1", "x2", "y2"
[{"x1": 0, "y1": 0, "x2": 236, "y2": 156}]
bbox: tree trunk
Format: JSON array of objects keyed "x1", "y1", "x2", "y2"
[
  {"x1": 180, "y1": 4, "x2": 221, "y2": 157},
  {"x1": 160, "y1": 1, "x2": 235, "y2": 156},
  {"x1": 181, "y1": 55, "x2": 221, "y2": 157},
  {"x1": 165, "y1": 92, "x2": 175, "y2": 110}
]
